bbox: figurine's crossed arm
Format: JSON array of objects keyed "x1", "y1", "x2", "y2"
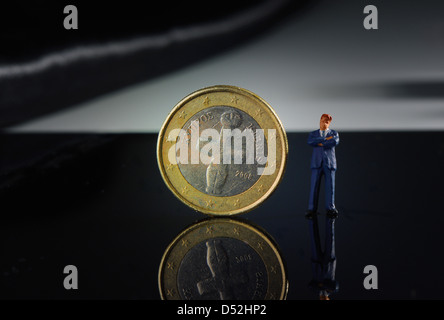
[
  {"x1": 308, "y1": 132, "x2": 339, "y2": 148},
  {"x1": 321, "y1": 133, "x2": 339, "y2": 147}
]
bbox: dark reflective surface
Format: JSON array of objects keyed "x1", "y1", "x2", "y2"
[{"x1": 1, "y1": 132, "x2": 444, "y2": 299}]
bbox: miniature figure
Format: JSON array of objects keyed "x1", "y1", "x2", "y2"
[{"x1": 306, "y1": 114, "x2": 339, "y2": 219}]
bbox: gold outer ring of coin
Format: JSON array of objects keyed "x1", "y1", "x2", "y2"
[
  {"x1": 157, "y1": 85, "x2": 288, "y2": 215},
  {"x1": 158, "y1": 218, "x2": 288, "y2": 300}
]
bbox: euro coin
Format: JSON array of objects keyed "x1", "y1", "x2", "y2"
[
  {"x1": 157, "y1": 85, "x2": 288, "y2": 215},
  {"x1": 158, "y1": 218, "x2": 288, "y2": 300}
]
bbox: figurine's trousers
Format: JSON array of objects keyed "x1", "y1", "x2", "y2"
[{"x1": 308, "y1": 164, "x2": 336, "y2": 211}]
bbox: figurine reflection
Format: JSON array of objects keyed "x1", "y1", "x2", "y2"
[{"x1": 307, "y1": 214, "x2": 338, "y2": 300}]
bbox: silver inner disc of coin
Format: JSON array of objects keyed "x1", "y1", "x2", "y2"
[
  {"x1": 177, "y1": 106, "x2": 267, "y2": 197},
  {"x1": 177, "y1": 237, "x2": 268, "y2": 300}
]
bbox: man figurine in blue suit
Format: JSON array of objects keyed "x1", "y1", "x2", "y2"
[{"x1": 306, "y1": 114, "x2": 339, "y2": 219}]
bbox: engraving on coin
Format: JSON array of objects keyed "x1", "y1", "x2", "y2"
[
  {"x1": 157, "y1": 85, "x2": 288, "y2": 215},
  {"x1": 158, "y1": 218, "x2": 288, "y2": 300},
  {"x1": 177, "y1": 237, "x2": 267, "y2": 300},
  {"x1": 177, "y1": 106, "x2": 266, "y2": 197}
]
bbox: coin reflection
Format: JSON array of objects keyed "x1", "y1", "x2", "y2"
[{"x1": 158, "y1": 218, "x2": 287, "y2": 300}]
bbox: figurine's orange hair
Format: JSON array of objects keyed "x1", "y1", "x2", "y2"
[{"x1": 321, "y1": 114, "x2": 332, "y2": 121}]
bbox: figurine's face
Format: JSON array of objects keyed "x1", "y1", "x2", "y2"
[{"x1": 320, "y1": 116, "x2": 331, "y2": 130}]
